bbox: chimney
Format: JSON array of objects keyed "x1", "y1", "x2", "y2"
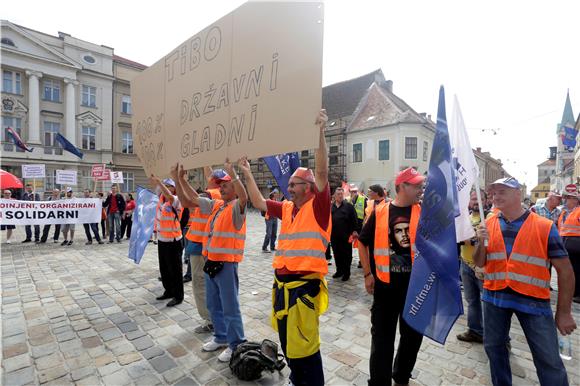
[
  {"x1": 384, "y1": 80, "x2": 393, "y2": 93},
  {"x1": 476, "y1": 147, "x2": 481, "y2": 152}
]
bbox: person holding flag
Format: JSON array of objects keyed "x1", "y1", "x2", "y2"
[
  {"x1": 239, "y1": 109, "x2": 330, "y2": 386},
  {"x1": 474, "y1": 177, "x2": 576, "y2": 386},
  {"x1": 358, "y1": 167, "x2": 425, "y2": 386}
]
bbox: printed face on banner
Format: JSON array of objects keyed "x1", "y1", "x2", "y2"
[
  {"x1": 110, "y1": 172, "x2": 124, "y2": 184},
  {"x1": 132, "y1": 2, "x2": 324, "y2": 176}
]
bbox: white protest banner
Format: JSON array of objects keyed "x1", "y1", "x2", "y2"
[
  {"x1": 132, "y1": 2, "x2": 324, "y2": 176},
  {"x1": 110, "y1": 172, "x2": 124, "y2": 184},
  {"x1": 91, "y1": 164, "x2": 105, "y2": 178},
  {"x1": 56, "y1": 170, "x2": 78, "y2": 186},
  {"x1": 0, "y1": 198, "x2": 101, "y2": 225},
  {"x1": 22, "y1": 164, "x2": 46, "y2": 179}
]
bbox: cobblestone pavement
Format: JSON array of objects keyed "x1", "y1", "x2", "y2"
[{"x1": 1, "y1": 210, "x2": 579, "y2": 385}]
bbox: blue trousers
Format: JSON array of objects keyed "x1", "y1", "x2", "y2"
[
  {"x1": 205, "y1": 262, "x2": 245, "y2": 349},
  {"x1": 483, "y1": 300, "x2": 568, "y2": 386},
  {"x1": 460, "y1": 261, "x2": 483, "y2": 336},
  {"x1": 262, "y1": 218, "x2": 278, "y2": 250}
]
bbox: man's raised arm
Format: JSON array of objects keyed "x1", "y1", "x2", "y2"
[
  {"x1": 238, "y1": 157, "x2": 267, "y2": 212},
  {"x1": 314, "y1": 109, "x2": 329, "y2": 192}
]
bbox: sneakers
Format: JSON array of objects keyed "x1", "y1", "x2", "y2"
[
  {"x1": 202, "y1": 338, "x2": 227, "y2": 352},
  {"x1": 456, "y1": 330, "x2": 483, "y2": 343},
  {"x1": 194, "y1": 323, "x2": 214, "y2": 334},
  {"x1": 67, "y1": 240, "x2": 73, "y2": 246},
  {"x1": 61, "y1": 240, "x2": 69, "y2": 246},
  {"x1": 6, "y1": 240, "x2": 11, "y2": 244},
  {"x1": 217, "y1": 347, "x2": 233, "y2": 362}
]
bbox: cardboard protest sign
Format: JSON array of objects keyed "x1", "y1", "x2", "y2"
[
  {"x1": 22, "y1": 164, "x2": 45, "y2": 179},
  {"x1": 56, "y1": 170, "x2": 77, "y2": 186},
  {"x1": 132, "y1": 1, "x2": 324, "y2": 176},
  {"x1": 96, "y1": 169, "x2": 111, "y2": 181}
]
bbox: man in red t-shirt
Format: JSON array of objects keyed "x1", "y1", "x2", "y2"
[{"x1": 239, "y1": 109, "x2": 330, "y2": 386}]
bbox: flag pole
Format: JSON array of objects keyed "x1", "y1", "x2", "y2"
[{"x1": 473, "y1": 174, "x2": 488, "y2": 247}]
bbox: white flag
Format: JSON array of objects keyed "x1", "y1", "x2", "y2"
[{"x1": 449, "y1": 95, "x2": 479, "y2": 242}]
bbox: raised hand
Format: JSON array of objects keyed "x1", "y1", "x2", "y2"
[
  {"x1": 169, "y1": 163, "x2": 179, "y2": 180},
  {"x1": 315, "y1": 109, "x2": 328, "y2": 130},
  {"x1": 238, "y1": 156, "x2": 251, "y2": 174},
  {"x1": 179, "y1": 165, "x2": 187, "y2": 180},
  {"x1": 224, "y1": 158, "x2": 236, "y2": 177}
]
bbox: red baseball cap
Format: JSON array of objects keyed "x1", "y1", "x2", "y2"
[
  {"x1": 395, "y1": 167, "x2": 425, "y2": 186},
  {"x1": 211, "y1": 169, "x2": 232, "y2": 184},
  {"x1": 290, "y1": 167, "x2": 315, "y2": 183}
]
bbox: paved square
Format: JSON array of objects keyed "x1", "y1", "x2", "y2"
[{"x1": 1, "y1": 211, "x2": 579, "y2": 385}]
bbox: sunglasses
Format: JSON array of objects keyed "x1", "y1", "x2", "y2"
[{"x1": 288, "y1": 182, "x2": 307, "y2": 188}]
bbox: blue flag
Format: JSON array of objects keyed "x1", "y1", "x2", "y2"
[
  {"x1": 562, "y1": 125, "x2": 578, "y2": 149},
  {"x1": 128, "y1": 186, "x2": 159, "y2": 264},
  {"x1": 403, "y1": 86, "x2": 463, "y2": 344},
  {"x1": 262, "y1": 152, "x2": 300, "y2": 199},
  {"x1": 55, "y1": 133, "x2": 83, "y2": 158}
]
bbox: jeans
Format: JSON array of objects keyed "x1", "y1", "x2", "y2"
[
  {"x1": 25, "y1": 225, "x2": 40, "y2": 241},
  {"x1": 205, "y1": 262, "x2": 245, "y2": 349},
  {"x1": 108, "y1": 212, "x2": 121, "y2": 241},
  {"x1": 262, "y1": 218, "x2": 278, "y2": 250},
  {"x1": 41, "y1": 224, "x2": 60, "y2": 242},
  {"x1": 483, "y1": 300, "x2": 568, "y2": 386},
  {"x1": 83, "y1": 223, "x2": 101, "y2": 242},
  {"x1": 460, "y1": 261, "x2": 483, "y2": 336}
]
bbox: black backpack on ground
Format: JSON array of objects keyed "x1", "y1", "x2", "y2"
[{"x1": 229, "y1": 339, "x2": 286, "y2": 381}]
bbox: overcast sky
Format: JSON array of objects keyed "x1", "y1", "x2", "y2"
[{"x1": 4, "y1": 0, "x2": 579, "y2": 191}]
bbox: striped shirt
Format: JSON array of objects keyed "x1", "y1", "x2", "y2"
[{"x1": 482, "y1": 211, "x2": 567, "y2": 315}]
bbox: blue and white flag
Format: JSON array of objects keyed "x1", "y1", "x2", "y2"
[
  {"x1": 55, "y1": 133, "x2": 83, "y2": 159},
  {"x1": 449, "y1": 96, "x2": 479, "y2": 242},
  {"x1": 562, "y1": 125, "x2": 578, "y2": 149},
  {"x1": 403, "y1": 86, "x2": 463, "y2": 344},
  {"x1": 128, "y1": 186, "x2": 159, "y2": 264},
  {"x1": 262, "y1": 152, "x2": 300, "y2": 199}
]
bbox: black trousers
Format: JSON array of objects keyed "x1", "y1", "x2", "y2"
[
  {"x1": 369, "y1": 273, "x2": 423, "y2": 385},
  {"x1": 331, "y1": 236, "x2": 352, "y2": 277},
  {"x1": 121, "y1": 215, "x2": 133, "y2": 239},
  {"x1": 157, "y1": 240, "x2": 184, "y2": 301},
  {"x1": 100, "y1": 219, "x2": 106, "y2": 238},
  {"x1": 25, "y1": 225, "x2": 40, "y2": 241},
  {"x1": 83, "y1": 223, "x2": 101, "y2": 242},
  {"x1": 563, "y1": 237, "x2": 580, "y2": 296},
  {"x1": 41, "y1": 224, "x2": 60, "y2": 242}
]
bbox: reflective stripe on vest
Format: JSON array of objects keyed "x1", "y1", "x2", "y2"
[
  {"x1": 484, "y1": 212, "x2": 552, "y2": 299},
  {"x1": 273, "y1": 198, "x2": 331, "y2": 274},
  {"x1": 156, "y1": 199, "x2": 182, "y2": 239},
  {"x1": 201, "y1": 199, "x2": 246, "y2": 262},
  {"x1": 560, "y1": 207, "x2": 580, "y2": 236},
  {"x1": 186, "y1": 189, "x2": 222, "y2": 242},
  {"x1": 373, "y1": 202, "x2": 420, "y2": 283}
]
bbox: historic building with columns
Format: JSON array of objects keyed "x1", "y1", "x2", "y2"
[{"x1": 1, "y1": 20, "x2": 146, "y2": 195}]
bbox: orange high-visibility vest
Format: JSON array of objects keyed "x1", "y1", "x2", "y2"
[
  {"x1": 202, "y1": 199, "x2": 246, "y2": 262},
  {"x1": 373, "y1": 202, "x2": 420, "y2": 283},
  {"x1": 185, "y1": 189, "x2": 221, "y2": 242},
  {"x1": 156, "y1": 196, "x2": 183, "y2": 240},
  {"x1": 484, "y1": 212, "x2": 552, "y2": 299},
  {"x1": 273, "y1": 198, "x2": 332, "y2": 274},
  {"x1": 559, "y1": 206, "x2": 580, "y2": 237},
  {"x1": 364, "y1": 199, "x2": 385, "y2": 224}
]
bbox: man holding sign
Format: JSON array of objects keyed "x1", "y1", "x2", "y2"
[{"x1": 240, "y1": 110, "x2": 330, "y2": 386}]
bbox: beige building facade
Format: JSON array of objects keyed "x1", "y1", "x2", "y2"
[{"x1": 1, "y1": 20, "x2": 145, "y2": 196}]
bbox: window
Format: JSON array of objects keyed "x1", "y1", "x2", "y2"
[
  {"x1": 2, "y1": 70, "x2": 21, "y2": 94},
  {"x1": 82, "y1": 85, "x2": 96, "y2": 107},
  {"x1": 44, "y1": 169, "x2": 58, "y2": 192},
  {"x1": 405, "y1": 137, "x2": 417, "y2": 159},
  {"x1": 300, "y1": 159, "x2": 308, "y2": 168},
  {"x1": 301, "y1": 150, "x2": 309, "y2": 157},
  {"x1": 1, "y1": 38, "x2": 15, "y2": 47},
  {"x1": 2, "y1": 116, "x2": 23, "y2": 152},
  {"x1": 329, "y1": 155, "x2": 338, "y2": 165},
  {"x1": 329, "y1": 145, "x2": 338, "y2": 154},
  {"x1": 378, "y1": 140, "x2": 389, "y2": 161},
  {"x1": 43, "y1": 79, "x2": 61, "y2": 102},
  {"x1": 83, "y1": 55, "x2": 96, "y2": 64},
  {"x1": 121, "y1": 95, "x2": 132, "y2": 114},
  {"x1": 353, "y1": 143, "x2": 362, "y2": 163},
  {"x1": 82, "y1": 126, "x2": 96, "y2": 150},
  {"x1": 44, "y1": 121, "x2": 63, "y2": 155},
  {"x1": 423, "y1": 141, "x2": 429, "y2": 162},
  {"x1": 122, "y1": 131, "x2": 133, "y2": 154},
  {"x1": 121, "y1": 172, "x2": 134, "y2": 193}
]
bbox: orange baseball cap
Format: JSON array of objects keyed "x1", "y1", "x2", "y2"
[
  {"x1": 290, "y1": 167, "x2": 315, "y2": 183},
  {"x1": 395, "y1": 167, "x2": 425, "y2": 186}
]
